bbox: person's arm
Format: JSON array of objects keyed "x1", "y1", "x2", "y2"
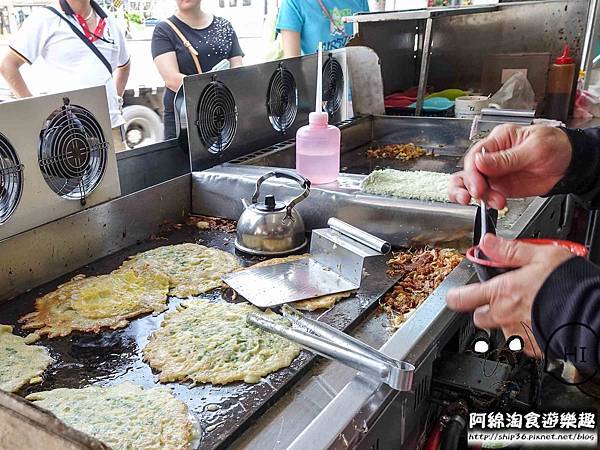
[
  {"x1": 1, "y1": 10, "x2": 46, "y2": 98},
  {"x1": 448, "y1": 124, "x2": 572, "y2": 210},
  {"x1": 532, "y1": 256, "x2": 600, "y2": 373},
  {"x1": 447, "y1": 234, "x2": 600, "y2": 372},
  {"x1": 281, "y1": 30, "x2": 301, "y2": 58},
  {"x1": 114, "y1": 60, "x2": 130, "y2": 97},
  {"x1": 114, "y1": 20, "x2": 130, "y2": 97},
  {"x1": 448, "y1": 124, "x2": 600, "y2": 209},
  {"x1": 0, "y1": 49, "x2": 32, "y2": 98},
  {"x1": 545, "y1": 127, "x2": 600, "y2": 206},
  {"x1": 229, "y1": 56, "x2": 243, "y2": 68},
  {"x1": 153, "y1": 52, "x2": 185, "y2": 92},
  {"x1": 276, "y1": 0, "x2": 303, "y2": 57},
  {"x1": 151, "y1": 23, "x2": 185, "y2": 91}
]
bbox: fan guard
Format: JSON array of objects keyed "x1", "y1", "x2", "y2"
[
  {"x1": 38, "y1": 98, "x2": 108, "y2": 203},
  {"x1": 0, "y1": 133, "x2": 23, "y2": 224},
  {"x1": 196, "y1": 79, "x2": 238, "y2": 154},
  {"x1": 322, "y1": 55, "x2": 344, "y2": 117},
  {"x1": 267, "y1": 65, "x2": 298, "y2": 132}
]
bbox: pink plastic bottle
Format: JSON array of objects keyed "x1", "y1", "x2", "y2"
[{"x1": 295, "y1": 111, "x2": 341, "y2": 185}]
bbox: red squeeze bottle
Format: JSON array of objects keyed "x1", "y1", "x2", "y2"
[{"x1": 546, "y1": 45, "x2": 576, "y2": 122}]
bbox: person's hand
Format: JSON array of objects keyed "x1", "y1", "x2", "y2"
[
  {"x1": 446, "y1": 234, "x2": 574, "y2": 357},
  {"x1": 449, "y1": 124, "x2": 572, "y2": 210}
]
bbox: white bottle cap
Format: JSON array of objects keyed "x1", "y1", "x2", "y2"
[{"x1": 309, "y1": 111, "x2": 329, "y2": 125}]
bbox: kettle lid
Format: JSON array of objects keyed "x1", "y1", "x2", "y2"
[{"x1": 255, "y1": 194, "x2": 286, "y2": 212}]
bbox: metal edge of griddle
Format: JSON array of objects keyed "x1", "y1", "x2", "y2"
[
  {"x1": 0, "y1": 174, "x2": 192, "y2": 304},
  {"x1": 190, "y1": 166, "x2": 478, "y2": 250},
  {"x1": 287, "y1": 195, "x2": 557, "y2": 449},
  {"x1": 286, "y1": 259, "x2": 474, "y2": 450}
]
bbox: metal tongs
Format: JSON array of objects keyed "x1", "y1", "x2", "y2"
[
  {"x1": 247, "y1": 305, "x2": 415, "y2": 391},
  {"x1": 470, "y1": 113, "x2": 498, "y2": 255}
]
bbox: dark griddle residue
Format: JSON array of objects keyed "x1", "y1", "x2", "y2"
[{"x1": 0, "y1": 222, "x2": 397, "y2": 449}]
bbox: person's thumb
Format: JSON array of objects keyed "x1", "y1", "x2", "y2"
[
  {"x1": 479, "y1": 234, "x2": 536, "y2": 268},
  {"x1": 475, "y1": 146, "x2": 530, "y2": 177}
]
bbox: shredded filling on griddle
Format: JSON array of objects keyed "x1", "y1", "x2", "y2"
[
  {"x1": 186, "y1": 215, "x2": 237, "y2": 233},
  {"x1": 367, "y1": 143, "x2": 429, "y2": 161},
  {"x1": 381, "y1": 248, "x2": 463, "y2": 329}
]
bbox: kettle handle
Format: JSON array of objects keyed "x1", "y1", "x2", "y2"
[{"x1": 252, "y1": 171, "x2": 311, "y2": 215}]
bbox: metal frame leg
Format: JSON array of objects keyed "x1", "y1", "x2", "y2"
[
  {"x1": 415, "y1": 18, "x2": 433, "y2": 116},
  {"x1": 585, "y1": 209, "x2": 600, "y2": 263},
  {"x1": 582, "y1": 0, "x2": 600, "y2": 90}
]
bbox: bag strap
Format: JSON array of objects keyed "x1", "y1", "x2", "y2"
[
  {"x1": 316, "y1": 0, "x2": 347, "y2": 35},
  {"x1": 45, "y1": 6, "x2": 112, "y2": 76},
  {"x1": 165, "y1": 19, "x2": 203, "y2": 74}
]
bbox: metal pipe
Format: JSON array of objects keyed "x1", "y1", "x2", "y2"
[
  {"x1": 327, "y1": 218, "x2": 391, "y2": 254},
  {"x1": 440, "y1": 415, "x2": 467, "y2": 450},
  {"x1": 582, "y1": 0, "x2": 600, "y2": 90},
  {"x1": 415, "y1": 18, "x2": 433, "y2": 116},
  {"x1": 480, "y1": 108, "x2": 535, "y2": 118}
]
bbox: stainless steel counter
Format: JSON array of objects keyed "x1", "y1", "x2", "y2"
[
  {"x1": 227, "y1": 194, "x2": 570, "y2": 449},
  {"x1": 0, "y1": 105, "x2": 581, "y2": 449}
]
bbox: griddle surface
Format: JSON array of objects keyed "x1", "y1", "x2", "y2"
[
  {"x1": 339, "y1": 142, "x2": 463, "y2": 175},
  {"x1": 0, "y1": 223, "x2": 397, "y2": 449}
]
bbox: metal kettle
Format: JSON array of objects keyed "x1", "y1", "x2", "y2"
[{"x1": 235, "y1": 171, "x2": 311, "y2": 256}]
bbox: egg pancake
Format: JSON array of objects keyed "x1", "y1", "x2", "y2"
[
  {"x1": 20, "y1": 265, "x2": 170, "y2": 338},
  {"x1": 0, "y1": 325, "x2": 53, "y2": 393},
  {"x1": 361, "y1": 169, "x2": 510, "y2": 218},
  {"x1": 361, "y1": 169, "x2": 452, "y2": 203},
  {"x1": 122, "y1": 243, "x2": 242, "y2": 298},
  {"x1": 144, "y1": 301, "x2": 301, "y2": 385},
  {"x1": 237, "y1": 255, "x2": 355, "y2": 311},
  {"x1": 27, "y1": 382, "x2": 194, "y2": 450}
]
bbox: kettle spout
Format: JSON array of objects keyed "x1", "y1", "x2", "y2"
[{"x1": 241, "y1": 198, "x2": 250, "y2": 209}]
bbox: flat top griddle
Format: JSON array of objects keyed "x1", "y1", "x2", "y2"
[
  {"x1": 235, "y1": 128, "x2": 535, "y2": 233},
  {"x1": 236, "y1": 119, "x2": 469, "y2": 176},
  {"x1": 339, "y1": 142, "x2": 462, "y2": 175},
  {"x1": 236, "y1": 141, "x2": 463, "y2": 176},
  {"x1": 0, "y1": 221, "x2": 398, "y2": 450}
]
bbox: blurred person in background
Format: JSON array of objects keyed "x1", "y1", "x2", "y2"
[
  {"x1": 276, "y1": 0, "x2": 369, "y2": 57},
  {"x1": 0, "y1": 0, "x2": 130, "y2": 151},
  {"x1": 151, "y1": 0, "x2": 244, "y2": 140}
]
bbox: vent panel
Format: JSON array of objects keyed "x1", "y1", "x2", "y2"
[
  {"x1": 267, "y1": 66, "x2": 298, "y2": 133},
  {"x1": 0, "y1": 133, "x2": 23, "y2": 224},
  {"x1": 196, "y1": 80, "x2": 238, "y2": 154},
  {"x1": 38, "y1": 98, "x2": 107, "y2": 202},
  {"x1": 322, "y1": 56, "x2": 344, "y2": 117},
  {"x1": 413, "y1": 375, "x2": 429, "y2": 411}
]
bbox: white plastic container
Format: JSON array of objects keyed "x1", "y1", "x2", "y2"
[
  {"x1": 455, "y1": 95, "x2": 490, "y2": 119},
  {"x1": 296, "y1": 112, "x2": 341, "y2": 185}
]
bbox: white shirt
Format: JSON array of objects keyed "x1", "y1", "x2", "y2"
[{"x1": 9, "y1": 4, "x2": 129, "y2": 127}]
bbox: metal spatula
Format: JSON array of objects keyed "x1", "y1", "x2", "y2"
[{"x1": 222, "y1": 219, "x2": 390, "y2": 308}]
